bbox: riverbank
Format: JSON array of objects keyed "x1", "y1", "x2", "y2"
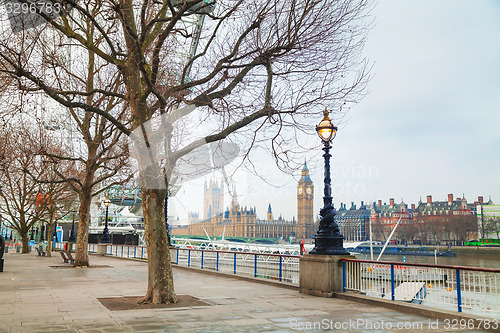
[
  {"x1": 426, "y1": 246, "x2": 500, "y2": 254},
  {"x1": 356, "y1": 249, "x2": 500, "y2": 269}
]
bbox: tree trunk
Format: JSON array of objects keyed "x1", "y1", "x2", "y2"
[
  {"x1": 74, "y1": 189, "x2": 92, "y2": 266},
  {"x1": 46, "y1": 223, "x2": 54, "y2": 257},
  {"x1": 140, "y1": 188, "x2": 177, "y2": 304},
  {"x1": 21, "y1": 232, "x2": 29, "y2": 253},
  {"x1": 123, "y1": 27, "x2": 176, "y2": 302}
]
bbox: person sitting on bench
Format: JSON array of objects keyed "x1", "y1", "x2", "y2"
[{"x1": 36, "y1": 246, "x2": 46, "y2": 256}]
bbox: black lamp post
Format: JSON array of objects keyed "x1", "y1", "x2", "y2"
[
  {"x1": 0, "y1": 213, "x2": 3, "y2": 241},
  {"x1": 101, "y1": 198, "x2": 111, "y2": 243},
  {"x1": 40, "y1": 223, "x2": 45, "y2": 242},
  {"x1": 68, "y1": 211, "x2": 76, "y2": 243},
  {"x1": 165, "y1": 190, "x2": 171, "y2": 246},
  {"x1": 310, "y1": 109, "x2": 349, "y2": 255},
  {"x1": 53, "y1": 222, "x2": 58, "y2": 246}
]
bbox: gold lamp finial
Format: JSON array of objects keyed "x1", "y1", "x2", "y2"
[{"x1": 323, "y1": 108, "x2": 329, "y2": 119}]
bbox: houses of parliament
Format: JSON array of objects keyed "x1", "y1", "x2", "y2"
[{"x1": 170, "y1": 163, "x2": 317, "y2": 239}]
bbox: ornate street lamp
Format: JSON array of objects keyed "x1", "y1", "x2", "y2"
[
  {"x1": 40, "y1": 223, "x2": 45, "y2": 242},
  {"x1": 101, "y1": 198, "x2": 111, "y2": 243},
  {"x1": 165, "y1": 190, "x2": 172, "y2": 246},
  {"x1": 0, "y1": 213, "x2": 4, "y2": 247},
  {"x1": 53, "y1": 222, "x2": 58, "y2": 244},
  {"x1": 68, "y1": 211, "x2": 76, "y2": 243},
  {"x1": 310, "y1": 109, "x2": 349, "y2": 255}
]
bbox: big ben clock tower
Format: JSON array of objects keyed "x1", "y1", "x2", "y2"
[{"x1": 297, "y1": 162, "x2": 314, "y2": 238}]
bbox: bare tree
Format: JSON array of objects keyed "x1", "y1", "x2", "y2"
[
  {"x1": 413, "y1": 219, "x2": 428, "y2": 245},
  {"x1": 453, "y1": 215, "x2": 477, "y2": 245},
  {"x1": 394, "y1": 222, "x2": 418, "y2": 245},
  {"x1": 371, "y1": 220, "x2": 387, "y2": 243},
  {"x1": 0, "y1": 122, "x2": 58, "y2": 252},
  {"x1": 36, "y1": 158, "x2": 78, "y2": 257},
  {"x1": 4, "y1": 1, "x2": 132, "y2": 266},
  {"x1": 0, "y1": 0, "x2": 372, "y2": 303},
  {"x1": 483, "y1": 217, "x2": 500, "y2": 240}
]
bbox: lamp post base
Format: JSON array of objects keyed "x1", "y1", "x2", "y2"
[
  {"x1": 97, "y1": 244, "x2": 107, "y2": 256},
  {"x1": 101, "y1": 236, "x2": 110, "y2": 244},
  {"x1": 299, "y1": 254, "x2": 355, "y2": 297},
  {"x1": 310, "y1": 233, "x2": 350, "y2": 255}
]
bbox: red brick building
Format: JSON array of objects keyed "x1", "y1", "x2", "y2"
[{"x1": 338, "y1": 194, "x2": 491, "y2": 245}]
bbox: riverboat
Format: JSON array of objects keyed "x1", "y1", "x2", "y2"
[{"x1": 351, "y1": 245, "x2": 456, "y2": 257}]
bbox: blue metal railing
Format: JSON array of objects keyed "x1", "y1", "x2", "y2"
[
  {"x1": 169, "y1": 247, "x2": 299, "y2": 283},
  {"x1": 341, "y1": 258, "x2": 500, "y2": 317},
  {"x1": 456, "y1": 269, "x2": 462, "y2": 313},
  {"x1": 79, "y1": 243, "x2": 300, "y2": 284}
]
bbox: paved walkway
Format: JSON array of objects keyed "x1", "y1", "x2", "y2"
[{"x1": 0, "y1": 252, "x2": 486, "y2": 333}]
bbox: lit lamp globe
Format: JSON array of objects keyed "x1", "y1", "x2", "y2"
[{"x1": 316, "y1": 110, "x2": 337, "y2": 143}]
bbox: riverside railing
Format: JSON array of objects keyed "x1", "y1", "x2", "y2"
[
  {"x1": 87, "y1": 243, "x2": 149, "y2": 259},
  {"x1": 171, "y1": 237, "x2": 302, "y2": 255},
  {"x1": 341, "y1": 258, "x2": 500, "y2": 318},
  {"x1": 82, "y1": 243, "x2": 300, "y2": 284},
  {"x1": 53, "y1": 242, "x2": 150, "y2": 259},
  {"x1": 172, "y1": 247, "x2": 300, "y2": 283}
]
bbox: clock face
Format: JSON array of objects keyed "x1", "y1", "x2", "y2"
[
  {"x1": 298, "y1": 187, "x2": 303, "y2": 195},
  {"x1": 306, "y1": 188, "x2": 312, "y2": 195}
]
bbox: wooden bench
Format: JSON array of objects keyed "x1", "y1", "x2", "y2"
[
  {"x1": 60, "y1": 251, "x2": 74, "y2": 264},
  {"x1": 36, "y1": 247, "x2": 46, "y2": 257}
]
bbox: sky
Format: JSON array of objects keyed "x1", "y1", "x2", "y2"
[{"x1": 170, "y1": 0, "x2": 500, "y2": 222}]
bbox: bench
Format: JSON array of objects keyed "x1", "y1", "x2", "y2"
[
  {"x1": 60, "y1": 251, "x2": 69, "y2": 263},
  {"x1": 65, "y1": 251, "x2": 75, "y2": 264},
  {"x1": 36, "y1": 247, "x2": 46, "y2": 257},
  {"x1": 60, "y1": 251, "x2": 74, "y2": 264}
]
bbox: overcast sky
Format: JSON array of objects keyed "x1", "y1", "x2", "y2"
[{"x1": 170, "y1": 0, "x2": 500, "y2": 222}]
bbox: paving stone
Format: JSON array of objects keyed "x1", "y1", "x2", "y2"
[
  {"x1": 269, "y1": 317, "x2": 310, "y2": 323},
  {"x1": 249, "y1": 311, "x2": 292, "y2": 319},
  {"x1": 223, "y1": 318, "x2": 270, "y2": 326},
  {"x1": 130, "y1": 324, "x2": 175, "y2": 332},
  {"x1": 101, "y1": 326, "x2": 135, "y2": 333},
  {"x1": 0, "y1": 326, "x2": 11, "y2": 333}
]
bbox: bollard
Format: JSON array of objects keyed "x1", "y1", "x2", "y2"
[{"x1": 16, "y1": 245, "x2": 21, "y2": 253}]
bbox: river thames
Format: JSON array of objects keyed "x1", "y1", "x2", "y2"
[{"x1": 356, "y1": 250, "x2": 500, "y2": 269}]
